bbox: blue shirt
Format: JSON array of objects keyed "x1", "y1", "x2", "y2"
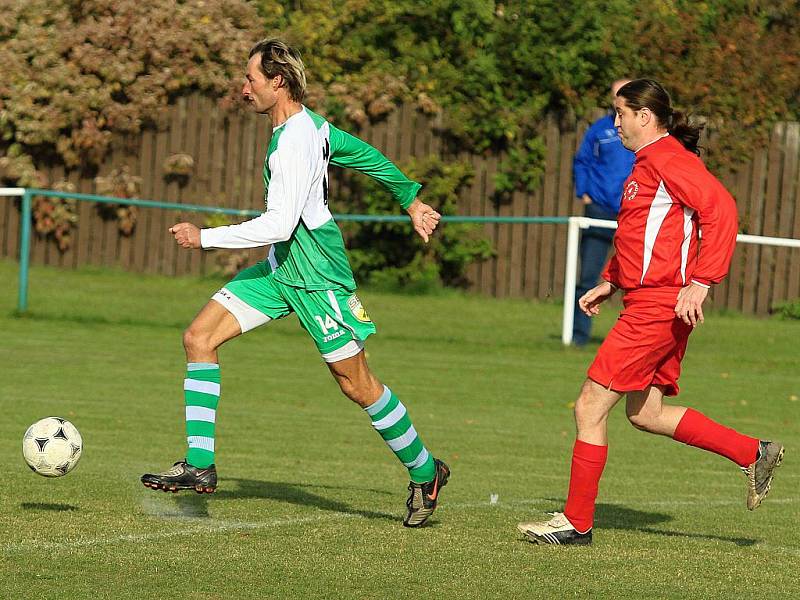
[{"x1": 573, "y1": 114, "x2": 635, "y2": 216}]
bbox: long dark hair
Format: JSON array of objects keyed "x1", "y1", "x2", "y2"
[{"x1": 617, "y1": 79, "x2": 703, "y2": 155}]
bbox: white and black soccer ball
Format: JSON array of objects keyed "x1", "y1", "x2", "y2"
[{"x1": 22, "y1": 417, "x2": 83, "y2": 477}]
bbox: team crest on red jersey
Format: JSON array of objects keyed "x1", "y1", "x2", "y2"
[{"x1": 623, "y1": 180, "x2": 639, "y2": 202}]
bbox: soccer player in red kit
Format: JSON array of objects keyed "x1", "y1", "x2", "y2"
[{"x1": 518, "y1": 79, "x2": 784, "y2": 546}]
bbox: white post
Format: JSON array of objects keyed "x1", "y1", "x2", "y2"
[
  {"x1": 562, "y1": 217, "x2": 582, "y2": 345},
  {"x1": 562, "y1": 217, "x2": 617, "y2": 346},
  {"x1": 560, "y1": 217, "x2": 799, "y2": 346}
]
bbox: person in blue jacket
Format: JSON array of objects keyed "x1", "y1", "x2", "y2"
[{"x1": 572, "y1": 79, "x2": 635, "y2": 346}]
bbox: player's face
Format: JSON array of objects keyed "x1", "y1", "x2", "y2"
[
  {"x1": 614, "y1": 96, "x2": 640, "y2": 150},
  {"x1": 242, "y1": 54, "x2": 277, "y2": 114}
]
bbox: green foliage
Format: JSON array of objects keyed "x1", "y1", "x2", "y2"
[
  {"x1": 342, "y1": 156, "x2": 493, "y2": 291},
  {"x1": 628, "y1": 0, "x2": 800, "y2": 170},
  {"x1": 259, "y1": 0, "x2": 635, "y2": 191},
  {"x1": 2, "y1": 0, "x2": 799, "y2": 278},
  {"x1": 260, "y1": 0, "x2": 799, "y2": 178},
  {"x1": 495, "y1": 136, "x2": 547, "y2": 197},
  {"x1": 11, "y1": 0, "x2": 797, "y2": 189},
  {"x1": 773, "y1": 299, "x2": 800, "y2": 320}
]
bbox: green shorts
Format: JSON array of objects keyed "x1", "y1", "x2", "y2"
[{"x1": 211, "y1": 261, "x2": 376, "y2": 363}]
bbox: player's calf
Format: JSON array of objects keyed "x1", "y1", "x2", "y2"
[{"x1": 141, "y1": 460, "x2": 217, "y2": 494}]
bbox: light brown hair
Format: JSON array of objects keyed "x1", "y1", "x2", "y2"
[{"x1": 249, "y1": 38, "x2": 306, "y2": 103}]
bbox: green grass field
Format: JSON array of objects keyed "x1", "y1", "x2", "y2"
[{"x1": 1, "y1": 258, "x2": 798, "y2": 599}]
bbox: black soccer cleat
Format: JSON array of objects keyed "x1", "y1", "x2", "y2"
[
  {"x1": 141, "y1": 460, "x2": 217, "y2": 494},
  {"x1": 744, "y1": 440, "x2": 784, "y2": 510},
  {"x1": 518, "y1": 512, "x2": 593, "y2": 546},
  {"x1": 403, "y1": 458, "x2": 450, "y2": 528}
]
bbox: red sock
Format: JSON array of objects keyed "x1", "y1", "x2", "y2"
[
  {"x1": 673, "y1": 408, "x2": 759, "y2": 467},
  {"x1": 563, "y1": 439, "x2": 608, "y2": 533}
]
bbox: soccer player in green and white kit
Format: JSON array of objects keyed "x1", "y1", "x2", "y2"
[{"x1": 140, "y1": 39, "x2": 450, "y2": 527}]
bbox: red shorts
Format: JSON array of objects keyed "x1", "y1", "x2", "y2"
[{"x1": 587, "y1": 287, "x2": 693, "y2": 396}]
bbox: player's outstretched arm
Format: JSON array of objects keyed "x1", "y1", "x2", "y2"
[
  {"x1": 328, "y1": 125, "x2": 422, "y2": 210},
  {"x1": 170, "y1": 222, "x2": 202, "y2": 249},
  {"x1": 578, "y1": 281, "x2": 617, "y2": 317},
  {"x1": 406, "y1": 199, "x2": 441, "y2": 243}
]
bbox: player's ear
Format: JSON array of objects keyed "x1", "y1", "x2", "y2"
[
  {"x1": 639, "y1": 107, "x2": 652, "y2": 127},
  {"x1": 272, "y1": 74, "x2": 284, "y2": 91}
]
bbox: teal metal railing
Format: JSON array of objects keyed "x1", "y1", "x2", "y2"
[{"x1": 3, "y1": 188, "x2": 569, "y2": 313}]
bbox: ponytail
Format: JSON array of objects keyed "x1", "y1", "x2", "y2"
[{"x1": 668, "y1": 110, "x2": 704, "y2": 155}]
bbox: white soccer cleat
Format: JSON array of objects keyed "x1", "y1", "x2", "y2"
[{"x1": 517, "y1": 512, "x2": 593, "y2": 545}]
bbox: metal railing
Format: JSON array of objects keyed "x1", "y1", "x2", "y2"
[
  {"x1": 561, "y1": 217, "x2": 800, "y2": 344},
  {"x1": 0, "y1": 188, "x2": 568, "y2": 314},
  {"x1": 3, "y1": 188, "x2": 800, "y2": 343}
]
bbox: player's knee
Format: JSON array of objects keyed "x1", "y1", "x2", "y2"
[
  {"x1": 182, "y1": 327, "x2": 213, "y2": 354},
  {"x1": 574, "y1": 393, "x2": 607, "y2": 428},
  {"x1": 626, "y1": 409, "x2": 655, "y2": 432}
]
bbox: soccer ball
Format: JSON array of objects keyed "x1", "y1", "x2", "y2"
[{"x1": 22, "y1": 417, "x2": 83, "y2": 477}]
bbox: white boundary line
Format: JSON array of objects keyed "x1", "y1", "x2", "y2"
[
  {"x1": 3, "y1": 513, "x2": 359, "y2": 554},
  {"x1": 4, "y1": 495, "x2": 798, "y2": 555}
]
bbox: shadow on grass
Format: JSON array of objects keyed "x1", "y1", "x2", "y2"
[
  {"x1": 20, "y1": 502, "x2": 79, "y2": 512},
  {"x1": 215, "y1": 478, "x2": 397, "y2": 522},
  {"x1": 596, "y1": 503, "x2": 757, "y2": 546},
  {"x1": 536, "y1": 500, "x2": 757, "y2": 546}
]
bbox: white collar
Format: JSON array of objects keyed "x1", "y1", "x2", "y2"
[
  {"x1": 272, "y1": 106, "x2": 306, "y2": 132},
  {"x1": 634, "y1": 132, "x2": 670, "y2": 154}
]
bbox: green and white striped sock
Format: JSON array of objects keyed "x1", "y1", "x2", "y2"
[
  {"x1": 365, "y1": 386, "x2": 436, "y2": 483},
  {"x1": 184, "y1": 362, "x2": 220, "y2": 469}
]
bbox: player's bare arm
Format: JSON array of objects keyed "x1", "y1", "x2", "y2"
[
  {"x1": 674, "y1": 281, "x2": 709, "y2": 327},
  {"x1": 406, "y1": 198, "x2": 441, "y2": 243},
  {"x1": 170, "y1": 222, "x2": 202, "y2": 249},
  {"x1": 578, "y1": 281, "x2": 616, "y2": 317}
]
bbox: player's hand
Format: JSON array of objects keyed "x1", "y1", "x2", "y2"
[
  {"x1": 578, "y1": 281, "x2": 616, "y2": 317},
  {"x1": 406, "y1": 199, "x2": 441, "y2": 243},
  {"x1": 674, "y1": 282, "x2": 709, "y2": 327},
  {"x1": 169, "y1": 222, "x2": 202, "y2": 249},
  {"x1": 581, "y1": 194, "x2": 593, "y2": 205}
]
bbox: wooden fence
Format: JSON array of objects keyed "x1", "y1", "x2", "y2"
[{"x1": 1, "y1": 95, "x2": 799, "y2": 314}]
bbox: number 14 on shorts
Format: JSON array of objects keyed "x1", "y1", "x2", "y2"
[
  {"x1": 314, "y1": 314, "x2": 339, "y2": 335},
  {"x1": 315, "y1": 313, "x2": 346, "y2": 343}
]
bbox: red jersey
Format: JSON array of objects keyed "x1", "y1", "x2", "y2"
[{"x1": 602, "y1": 134, "x2": 738, "y2": 291}]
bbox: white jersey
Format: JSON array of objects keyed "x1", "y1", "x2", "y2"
[{"x1": 200, "y1": 106, "x2": 421, "y2": 291}]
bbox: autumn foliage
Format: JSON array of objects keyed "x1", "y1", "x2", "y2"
[
  {"x1": 1, "y1": 0, "x2": 799, "y2": 283},
  {"x1": 3, "y1": 1, "x2": 799, "y2": 187},
  {"x1": 0, "y1": 0, "x2": 258, "y2": 185}
]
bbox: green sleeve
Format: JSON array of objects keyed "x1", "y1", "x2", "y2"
[{"x1": 329, "y1": 124, "x2": 422, "y2": 209}]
